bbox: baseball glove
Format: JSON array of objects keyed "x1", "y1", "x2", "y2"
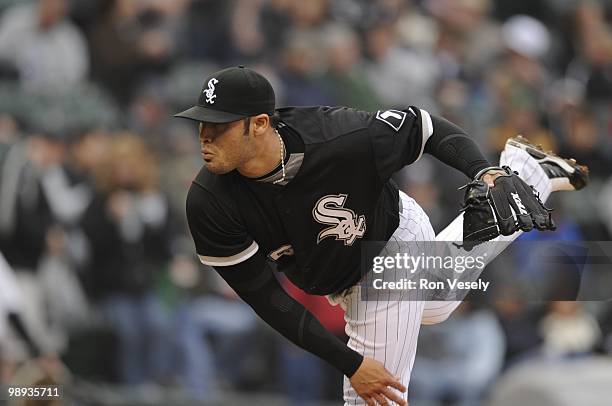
[{"x1": 459, "y1": 166, "x2": 555, "y2": 250}]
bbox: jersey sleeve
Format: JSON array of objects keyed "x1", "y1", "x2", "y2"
[
  {"x1": 368, "y1": 106, "x2": 434, "y2": 181},
  {"x1": 186, "y1": 182, "x2": 258, "y2": 267}
]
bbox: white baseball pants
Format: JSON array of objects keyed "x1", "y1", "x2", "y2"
[{"x1": 337, "y1": 143, "x2": 553, "y2": 405}]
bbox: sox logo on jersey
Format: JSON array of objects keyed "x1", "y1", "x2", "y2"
[{"x1": 313, "y1": 194, "x2": 366, "y2": 246}]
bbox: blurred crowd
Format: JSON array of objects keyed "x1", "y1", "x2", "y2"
[{"x1": 0, "y1": 0, "x2": 610, "y2": 404}]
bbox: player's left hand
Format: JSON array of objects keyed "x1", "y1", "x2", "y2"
[
  {"x1": 349, "y1": 357, "x2": 407, "y2": 405},
  {"x1": 460, "y1": 166, "x2": 555, "y2": 250},
  {"x1": 479, "y1": 168, "x2": 506, "y2": 187}
]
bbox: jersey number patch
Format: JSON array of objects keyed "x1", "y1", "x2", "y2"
[
  {"x1": 268, "y1": 244, "x2": 294, "y2": 261},
  {"x1": 312, "y1": 194, "x2": 366, "y2": 246},
  {"x1": 376, "y1": 109, "x2": 408, "y2": 131}
]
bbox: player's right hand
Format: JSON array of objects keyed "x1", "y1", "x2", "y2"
[{"x1": 349, "y1": 357, "x2": 407, "y2": 405}]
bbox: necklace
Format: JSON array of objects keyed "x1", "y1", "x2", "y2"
[{"x1": 272, "y1": 129, "x2": 286, "y2": 185}]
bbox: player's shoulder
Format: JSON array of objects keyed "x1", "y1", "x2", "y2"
[
  {"x1": 187, "y1": 166, "x2": 239, "y2": 216},
  {"x1": 277, "y1": 105, "x2": 420, "y2": 143},
  {"x1": 277, "y1": 105, "x2": 371, "y2": 122},
  {"x1": 277, "y1": 106, "x2": 374, "y2": 143}
]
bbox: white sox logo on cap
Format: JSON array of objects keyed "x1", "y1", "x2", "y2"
[
  {"x1": 204, "y1": 78, "x2": 219, "y2": 104},
  {"x1": 175, "y1": 66, "x2": 275, "y2": 123},
  {"x1": 313, "y1": 194, "x2": 366, "y2": 246}
]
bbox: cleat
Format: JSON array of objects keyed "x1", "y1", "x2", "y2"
[{"x1": 505, "y1": 135, "x2": 589, "y2": 191}]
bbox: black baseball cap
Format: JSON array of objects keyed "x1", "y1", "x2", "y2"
[{"x1": 174, "y1": 66, "x2": 275, "y2": 123}]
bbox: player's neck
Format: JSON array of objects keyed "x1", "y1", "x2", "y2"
[{"x1": 237, "y1": 128, "x2": 282, "y2": 179}]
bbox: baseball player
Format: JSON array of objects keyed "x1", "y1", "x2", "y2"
[{"x1": 175, "y1": 66, "x2": 587, "y2": 405}]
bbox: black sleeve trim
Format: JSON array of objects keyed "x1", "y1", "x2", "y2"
[
  {"x1": 424, "y1": 115, "x2": 491, "y2": 179},
  {"x1": 214, "y1": 253, "x2": 363, "y2": 377},
  {"x1": 412, "y1": 108, "x2": 434, "y2": 163},
  {"x1": 197, "y1": 240, "x2": 259, "y2": 266}
]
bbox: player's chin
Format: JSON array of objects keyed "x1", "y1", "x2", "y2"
[{"x1": 203, "y1": 159, "x2": 232, "y2": 174}]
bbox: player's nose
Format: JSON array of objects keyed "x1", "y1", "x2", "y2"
[
  {"x1": 200, "y1": 133, "x2": 213, "y2": 143},
  {"x1": 198, "y1": 124, "x2": 213, "y2": 143}
]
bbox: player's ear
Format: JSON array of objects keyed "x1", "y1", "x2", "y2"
[{"x1": 251, "y1": 114, "x2": 270, "y2": 137}]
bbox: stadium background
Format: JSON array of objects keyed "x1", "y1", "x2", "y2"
[{"x1": 0, "y1": 0, "x2": 610, "y2": 405}]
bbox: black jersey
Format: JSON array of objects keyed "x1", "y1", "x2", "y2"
[{"x1": 186, "y1": 105, "x2": 433, "y2": 295}]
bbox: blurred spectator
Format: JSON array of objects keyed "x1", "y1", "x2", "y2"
[
  {"x1": 487, "y1": 16, "x2": 557, "y2": 153},
  {"x1": 320, "y1": 23, "x2": 381, "y2": 110},
  {"x1": 287, "y1": 0, "x2": 330, "y2": 28},
  {"x1": 539, "y1": 301, "x2": 601, "y2": 358},
  {"x1": 410, "y1": 303, "x2": 506, "y2": 406},
  {"x1": 492, "y1": 293, "x2": 543, "y2": 367},
  {"x1": 230, "y1": 0, "x2": 268, "y2": 61},
  {"x1": 0, "y1": 0, "x2": 89, "y2": 91},
  {"x1": 0, "y1": 118, "x2": 95, "y2": 370},
  {"x1": 127, "y1": 82, "x2": 174, "y2": 153},
  {"x1": 278, "y1": 31, "x2": 333, "y2": 106},
  {"x1": 247, "y1": 0, "x2": 293, "y2": 62},
  {"x1": 62, "y1": 129, "x2": 110, "y2": 266},
  {"x1": 158, "y1": 122, "x2": 201, "y2": 233},
  {"x1": 556, "y1": 106, "x2": 612, "y2": 239},
  {"x1": 1, "y1": 249, "x2": 74, "y2": 394},
  {"x1": 567, "y1": 1, "x2": 612, "y2": 104},
  {"x1": 0, "y1": 130, "x2": 61, "y2": 271},
  {"x1": 514, "y1": 216, "x2": 586, "y2": 301},
  {"x1": 87, "y1": 0, "x2": 174, "y2": 104},
  {"x1": 558, "y1": 106, "x2": 611, "y2": 178},
  {"x1": 81, "y1": 133, "x2": 173, "y2": 385},
  {"x1": 0, "y1": 124, "x2": 96, "y2": 271},
  {"x1": 181, "y1": 0, "x2": 235, "y2": 62},
  {"x1": 501, "y1": 15, "x2": 552, "y2": 63},
  {"x1": 172, "y1": 264, "x2": 259, "y2": 400},
  {"x1": 427, "y1": 0, "x2": 503, "y2": 79},
  {"x1": 68, "y1": 129, "x2": 111, "y2": 186},
  {"x1": 363, "y1": 21, "x2": 440, "y2": 110}
]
